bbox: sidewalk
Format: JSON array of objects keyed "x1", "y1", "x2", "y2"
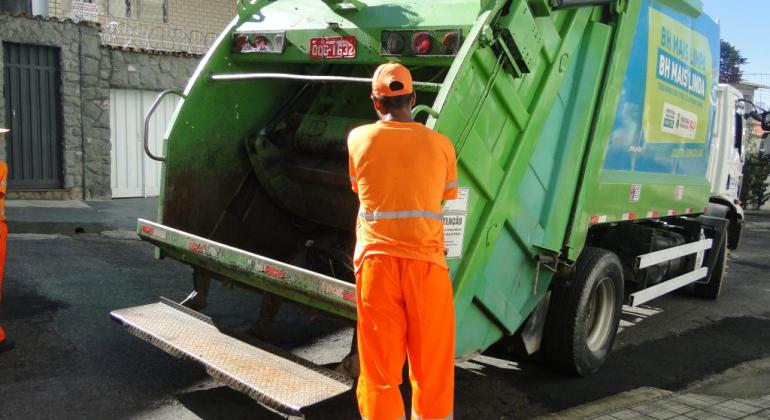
[
  {"x1": 539, "y1": 358, "x2": 770, "y2": 420},
  {"x1": 6, "y1": 198, "x2": 158, "y2": 235}
]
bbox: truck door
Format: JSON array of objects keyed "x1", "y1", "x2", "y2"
[{"x1": 426, "y1": 2, "x2": 615, "y2": 356}]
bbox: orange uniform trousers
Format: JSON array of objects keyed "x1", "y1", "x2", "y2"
[
  {"x1": 0, "y1": 222, "x2": 7, "y2": 343},
  {"x1": 356, "y1": 255, "x2": 455, "y2": 420}
]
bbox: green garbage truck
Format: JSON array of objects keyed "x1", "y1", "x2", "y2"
[{"x1": 112, "y1": 0, "x2": 736, "y2": 415}]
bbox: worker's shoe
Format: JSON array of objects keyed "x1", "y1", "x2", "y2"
[{"x1": 0, "y1": 338, "x2": 15, "y2": 353}]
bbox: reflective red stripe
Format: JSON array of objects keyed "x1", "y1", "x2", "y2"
[
  {"x1": 622, "y1": 213, "x2": 637, "y2": 221},
  {"x1": 264, "y1": 265, "x2": 286, "y2": 280},
  {"x1": 342, "y1": 290, "x2": 356, "y2": 303},
  {"x1": 188, "y1": 242, "x2": 207, "y2": 254},
  {"x1": 590, "y1": 215, "x2": 607, "y2": 225}
]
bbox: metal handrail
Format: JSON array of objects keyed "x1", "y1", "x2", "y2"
[
  {"x1": 209, "y1": 73, "x2": 443, "y2": 93},
  {"x1": 144, "y1": 89, "x2": 187, "y2": 162},
  {"x1": 411, "y1": 104, "x2": 440, "y2": 119}
]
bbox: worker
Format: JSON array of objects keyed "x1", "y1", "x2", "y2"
[
  {"x1": 348, "y1": 62, "x2": 458, "y2": 420},
  {"x1": 0, "y1": 129, "x2": 10, "y2": 353}
]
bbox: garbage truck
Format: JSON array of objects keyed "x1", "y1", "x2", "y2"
[{"x1": 112, "y1": 0, "x2": 737, "y2": 415}]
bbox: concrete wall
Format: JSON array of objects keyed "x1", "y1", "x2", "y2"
[
  {"x1": 166, "y1": 0, "x2": 234, "y2": 36},
  {"x1": 107, "y1": 48, "x2": 197, "y2": 92},
  {"x1": 1, "y1": 14, "x2": 199, "y2": 200}
]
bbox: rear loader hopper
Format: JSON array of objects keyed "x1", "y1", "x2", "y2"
[{"x1": 112, "y1": 0, "x2": 732, "y2": 415}]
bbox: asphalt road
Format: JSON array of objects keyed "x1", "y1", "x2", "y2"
[{"x1": 1, "y1": 213, "x2": 769, "y2": 419}]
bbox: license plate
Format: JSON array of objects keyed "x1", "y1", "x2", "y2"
[{"x1": 309, "y1": 36, "x2": 357, "y2": 59}]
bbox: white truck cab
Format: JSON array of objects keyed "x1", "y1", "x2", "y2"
[{"x1": 706, "y1": 84, "x2": 747, "y2": 249}]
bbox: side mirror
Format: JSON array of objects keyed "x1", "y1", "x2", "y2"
[{"x1": 763, "y1": 112, "x2": 770, "y2": 132}]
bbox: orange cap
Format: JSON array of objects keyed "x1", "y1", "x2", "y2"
[{"x1": 371, "y1": 62, "x2": 414, "y2": 97}]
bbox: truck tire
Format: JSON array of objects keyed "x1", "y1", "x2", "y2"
[
  {"x1": 693, "y1": 237, "x2": 726, "y2": 300},
  {"x1": 542, "y1": 247, "x2": 624, "y2": 376}
]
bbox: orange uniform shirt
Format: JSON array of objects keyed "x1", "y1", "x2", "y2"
[
  {"x1": 0, "y1": 162, "x2": 7, "y2": 222},
  {"x1": 348, "y1": 120, "x2": 458, "y2": 272}
]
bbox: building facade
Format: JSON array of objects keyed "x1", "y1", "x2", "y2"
[{"x1": 0, "y1": 1, "x2": 235, "y2": 200}]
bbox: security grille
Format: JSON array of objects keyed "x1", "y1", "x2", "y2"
[{"x1": 3, "y1": 43, "x2": 63, "y2": 190}]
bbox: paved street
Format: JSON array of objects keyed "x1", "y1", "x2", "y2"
[{"x1": 0, "y1": 212, "x2": 769, "y2": 419}]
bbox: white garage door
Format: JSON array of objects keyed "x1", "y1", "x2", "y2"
[{"x1": 110, "y1": 89, "x2": 180, "y2": 198}]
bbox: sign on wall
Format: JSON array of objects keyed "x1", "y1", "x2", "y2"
[{"x1": 72, "y1": 1, "x2": 99, "y2": 22}]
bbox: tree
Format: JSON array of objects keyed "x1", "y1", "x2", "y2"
[
  {"x1": 720, "y1": 39, "x2": 748, "y2": 83},
  {"x1": 740, "y1": 151, "x2": 770, "y2": 210}
]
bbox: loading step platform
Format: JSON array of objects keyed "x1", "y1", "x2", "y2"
[{"x1": 111, "y1": 298, "x2": 353, "y2": 416}]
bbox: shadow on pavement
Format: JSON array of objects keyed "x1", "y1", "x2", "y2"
[
  {"x1": 171, "y1": 314, "x2": 770, "y2": 419},
  {"x1": 177, "y1": 387, "x2": 285, "y2": 420},
  {"x1": 452, "y1": 314, "x2": 770, "y2": 419}
]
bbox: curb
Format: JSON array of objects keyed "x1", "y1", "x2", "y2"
[
  {"x1": 100, "y1": 230, "x2": 141, "y2": 240},
  {"x1": 533, "y1": 387, "x2": 673, "y2": 419}
]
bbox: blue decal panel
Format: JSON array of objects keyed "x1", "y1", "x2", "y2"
[{"x1": 603, "y1": 0, "x2": 720, "y2": 177}]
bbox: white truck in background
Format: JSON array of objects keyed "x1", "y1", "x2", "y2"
[{"x1": 706, "y1": 84, "x2": 748, "y2": 250}]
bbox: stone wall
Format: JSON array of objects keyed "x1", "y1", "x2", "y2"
[
  {"x1": 106, "y1": 48, "x2": 198, "y2": 92},
  {"x1": 1, "y1": 14, "x2": 199, "y2": 200}
]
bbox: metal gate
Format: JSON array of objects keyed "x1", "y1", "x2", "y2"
[
  {"x1": 3, "y1": 43, "x2": 63, "y2": 190},
  {"x1": 110, "y1": 89, "x2": 179, "y2": 198}
]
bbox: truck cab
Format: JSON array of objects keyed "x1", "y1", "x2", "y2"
[{"x1": 706, "y1": 84, "x2": 747, "y2": 249}]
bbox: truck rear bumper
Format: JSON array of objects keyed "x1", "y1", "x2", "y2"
[{"x1": 136, "y1": 219, "x2": 357, "y2": 320}]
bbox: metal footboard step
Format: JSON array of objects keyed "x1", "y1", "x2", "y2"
[{"x1": 111, "y1": 298, "x2": 352, "y2": 416}]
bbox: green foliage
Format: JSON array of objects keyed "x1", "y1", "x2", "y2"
[
  {"x1": 740, "y1": 151, "x2": 770, "y2": 210},
  {"x1": 720, "y1": 39, "x2": 748, "y2": 83}
]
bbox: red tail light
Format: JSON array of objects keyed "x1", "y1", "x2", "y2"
[
  {"x1": 381, "y1": 29, "x2": 460, "y2": 57},
  {"x1": 412, "y1": 32, "x2": 432, "y2": 55}
]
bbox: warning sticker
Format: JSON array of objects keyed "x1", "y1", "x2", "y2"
[
  {"x1": 443, "y1": 187, "x2": 470, "y2": 213},
  {"x1": 675, "y1": 185, "x2": 684, "y2": 201},
  {"x1": 444, "y1": 187, "x2": 470, "y2": 259},
  {"x1": 629, "y1": 184, "x2": 642, "y2": 202}
]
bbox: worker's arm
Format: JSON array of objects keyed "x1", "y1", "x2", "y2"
[
  {"x1": 348, "y1": 155, "x2": 358, "y2": 193},
  {"x1": 442, "y1": 145, "x2": 458, "y2": 201},
  {"x1": 347, "y1": 131, "x2": 359, "y2": 193},
  {"x1": 0, "y1": 164, "x2": 6, "y2": 199}
]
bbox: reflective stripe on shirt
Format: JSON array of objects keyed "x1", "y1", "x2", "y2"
[
  {"x1": 444, "y1": 181, "x2": 457, "y2": 190},
  {"x1": 359, "y1": 209, "x2": 444, "y2": 222}
]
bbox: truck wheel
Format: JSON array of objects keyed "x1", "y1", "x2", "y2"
[
  {"x1": 542, "y1": 247, "x2": 624, "y2": 376},
  {"x1": 693, "y1": 237, "x2": 727, "y2": 300}
]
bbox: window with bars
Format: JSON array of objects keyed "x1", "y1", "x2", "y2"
[{"x1": 109, "y1": 0, "x2": 167, "y2": 22}]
